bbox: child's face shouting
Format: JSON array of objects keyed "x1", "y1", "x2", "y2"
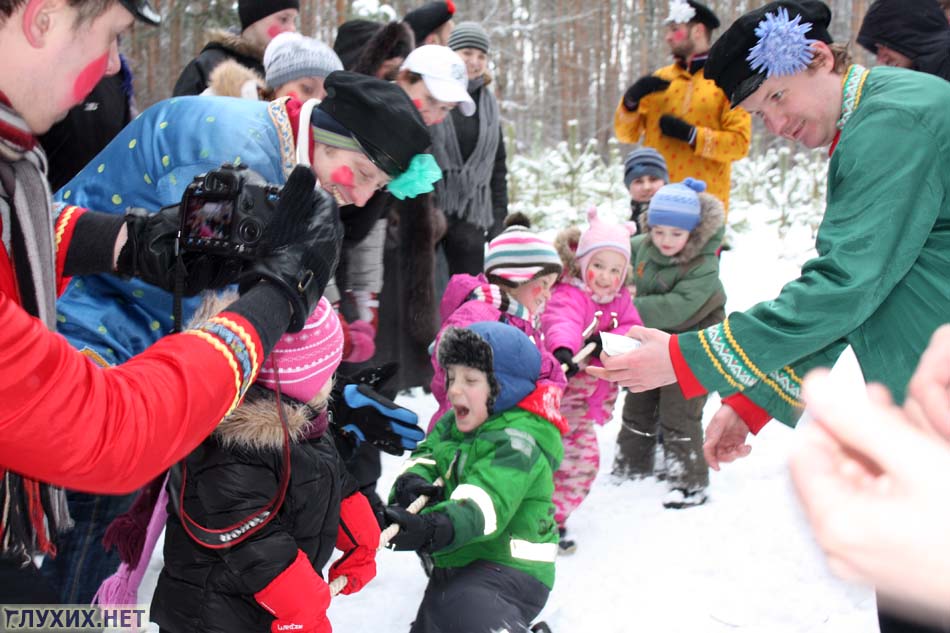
[
  {"x1": 446, "y1": 364, "x2": 492, "y2": 432},
  {"x1": 585, "y1": 249, "x2": 626, "y2": 299}
]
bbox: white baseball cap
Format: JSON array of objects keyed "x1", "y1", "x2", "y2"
[{"x1": 401, "y1": 45, "x2": 476, "y2": 116}]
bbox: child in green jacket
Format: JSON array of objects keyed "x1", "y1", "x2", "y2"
[
  {"x1": 384, "y1": 320, "x2": 568, "y2": 633},
  {"x1": 613, "y1": 177, "x2": 726, "y2": 509}
]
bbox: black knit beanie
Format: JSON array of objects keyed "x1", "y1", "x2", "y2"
[
  {"x1": 239, "y1": 0, "x2": 300, "y2": 31},
  {"x1": 403, "y1": 1, "x2": 456, "y2": 44}
]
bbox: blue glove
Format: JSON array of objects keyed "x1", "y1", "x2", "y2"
[{"x1": 333, "y1": 383, "x2": 424, "y2": 456}]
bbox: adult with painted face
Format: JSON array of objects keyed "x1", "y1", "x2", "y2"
[
  {"x1": 590, "y1": 3, "x2": 950, "y2": 631},
  {"x1": 0, "y1": 0, "x2": 343, "y2": 599},
  {"x1": 614, "y1": 0, "x2": 751, "y2": 212},
  {"x1": 173, "y1": 0, "x2": 299, "y2": 96},
  {"x1": 857, "y1": 0, "x2": 950, "y2": 82}
]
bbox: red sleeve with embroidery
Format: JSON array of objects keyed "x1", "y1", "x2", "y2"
[
  {"x1": 0, "y1": 289, "x2": 263, "y2": 493},
  {"x1": 669, "y1": 335, "x2": 707, "y2": 399},
  {"x1": 721, "y1": 393, "x2": 771, "y2": 435}
]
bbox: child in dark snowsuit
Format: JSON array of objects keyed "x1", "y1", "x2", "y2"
[{"x1": 385, "y1": 321, "x2": 569, "y2": 633}]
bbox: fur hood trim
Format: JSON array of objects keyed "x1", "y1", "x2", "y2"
[
  {"x1": 187, "y1": 292, "x2": 323, "y2": 450},
  {"x1": 553, "y1": 225, "x2": 583, "y2": 280},
  {"x1": 204, "y1": 28, "x2": 267, "y2": 61},
  {"x1": 216, "y1": 390, "x2": 320, "y2": 450},
  {"x1": 640, "y1": 192, "x2": 725, "y2": 263},
  {"x1": 207, "y1": 59, "x2": 264, "y2": 98}
]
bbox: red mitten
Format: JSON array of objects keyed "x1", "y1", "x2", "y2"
[
  {"x1": 329, "y1": 493, "x2": 381, "y2": 595},
  {"x1": 254, "y1": 550, "x2": 332, "y2": 633}
]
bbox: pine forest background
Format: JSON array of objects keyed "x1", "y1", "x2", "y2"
[{"x1": 122, "y1": 0, "x2": 875, "y2": 229}]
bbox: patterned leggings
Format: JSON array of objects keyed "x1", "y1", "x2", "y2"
[{"x1": 552, "y1": 371, "x2": 618, "y2": 527}]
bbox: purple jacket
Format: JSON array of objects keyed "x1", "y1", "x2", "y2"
[
  {"x1": 429, "y1": 273, "x2": 567, "y2": 430},
  {"x1": 540, "y1": 281, "x2": 642, "y2": 423}
]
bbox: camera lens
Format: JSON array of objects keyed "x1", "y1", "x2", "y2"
[{"x1": 237, "y1": 218, "x2": 263, "y2": 245}]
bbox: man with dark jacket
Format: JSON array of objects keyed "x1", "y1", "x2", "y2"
[
  {"x1": 173, "y1": 0, "x2": 299, "y2": 96},
  {"x1": 857, "y1": 0, "x2": 950, "y2": 82}
]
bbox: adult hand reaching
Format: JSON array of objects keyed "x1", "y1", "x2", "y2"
[
  {"x1": 904, "y1": 324, "x2": 950, "y2": 440},
  {"x1": 702, "y1": 404, "x2": 752, "y2": 471},
  {"x1": 585, "y1": 326, "x2": 675, "y2": 391}
]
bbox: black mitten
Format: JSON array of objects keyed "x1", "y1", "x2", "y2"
[
  {"x1": 659, "y1": 114, "x2": 696, "y2": 144},
  {"x1": 553, "y1": 347, "x2": 580, "y2": 378},
  {"x1": 383, "y1": 506, "x2": 454, "y2": 553},
  {"x1": 392, "y1": 473, "x2": 443, "y2": 508},
  {"x1": 622, "y1": 75, "x2": 671, "y2": 111}
]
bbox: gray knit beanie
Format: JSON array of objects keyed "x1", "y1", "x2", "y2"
[
  {"x1": 623, "y1": 147, "x2": 669, "y2": 188},
  {"x1": 448, "y1": 21, "x2": 490, "y2": 53},
  {"x1": 264, "y1": 33, "x2": 344, "y2": 90}
]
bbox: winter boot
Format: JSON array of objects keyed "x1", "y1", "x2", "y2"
[
  {"x1": 662, "y1": 487, "x2": 708, "y2": 510},
  {"x1": 557, "y1": 526, "x2": 576, "y2": 555}
]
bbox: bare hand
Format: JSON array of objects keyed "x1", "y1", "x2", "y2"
[
  {"x1": 904, "y1": 324, "x2": 950, "y2": 440},
  {"x1": 584, "y1": 326, "x2": 675, "y2": 391},
  {"x1": 790, "y1": 370, "x2": 950, "y2": 619},
  {"x1": 702, "y1": 404, "x2": 752, "y2": 471}
]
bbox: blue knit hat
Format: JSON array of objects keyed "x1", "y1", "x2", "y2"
[
  {"x1": 648, "y1": 177, "x2": 706, "y2": 231},
  {"x1": 623, "y1": 148, "x2": 669, "y2": 188}
]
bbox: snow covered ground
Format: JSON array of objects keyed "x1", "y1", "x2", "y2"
[{"x1": 140, "y1": 203, "x2": 880, "y2": 632}]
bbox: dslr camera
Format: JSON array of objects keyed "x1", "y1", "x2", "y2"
[{"x1": 179, "y1": 163, "x2": 281, "y2": 259}]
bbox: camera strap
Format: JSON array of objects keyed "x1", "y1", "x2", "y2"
[
  {"x1": 172, "y1": 248, "x2": 185, "y2": 334},
  {"x1": 172, "y1": 369, "x2": 293, "y2": 550}
]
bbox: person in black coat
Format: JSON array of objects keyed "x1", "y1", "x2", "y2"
[
  {"x1": 857, "y1": 0, "x2": 950, "y2": 81},
  {"x1": 172, "y1": 0, "x2": 300, "y2": 96},
  {"x1": 151, "y1": 297, "x2": 380, "y2": 633}
]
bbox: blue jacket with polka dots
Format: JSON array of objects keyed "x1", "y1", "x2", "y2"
[{"x1": 55, "y1": 96, "x2": 298, "y2": 366}]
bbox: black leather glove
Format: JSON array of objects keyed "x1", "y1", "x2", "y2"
[
  {"x1": 659, "y1": 114, "x2": 696, "y2": 144},
  {"x1": 623, "y1": 75, "x2": 671, "y2": 111},
  {"x1": 331, "y1": 381, "x2": 424, "y2": 456},
  {"x1": 383, "y1": 506, "x2": 454, "y2": 553},
  {"x1": 240, "y1": 166, "x2": 342, "y2": 332},
  {"x1": 553, "y1": 347, "x2": 579, "y2": 379},
  {"x1": 116, "y1": 206, "x2": 243, "y2": 295},
  {"x1": 392, "y1": 473, "x2": 443, "y2": 509},
  {"x1": 583, "y1": 334, "x2": 603, "y2": 358}
]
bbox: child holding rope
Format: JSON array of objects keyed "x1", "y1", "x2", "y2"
[
  {"x1": 541, "y1": 207, "x2": 641, "y2": 553},
  {"x1": 149, "y1": 296, "x2": 381, "y2": 633},
  {"x1": 384, "y1": 321, "x2": 568, "y2": 633}
]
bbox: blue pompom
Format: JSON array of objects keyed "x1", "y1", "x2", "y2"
[
  {"x1": 746, "y1": 7, "x2": 817, "y2": 78},
  {"x1": 682, "y1": 177, "x2": 707, "y2": 193}
]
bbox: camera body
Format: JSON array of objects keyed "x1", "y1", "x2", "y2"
[{"x1": 179, "y1": 163, "x2": 281, "y2": 259}]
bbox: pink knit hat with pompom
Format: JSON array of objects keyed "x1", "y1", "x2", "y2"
[
  {"x1": 576, "y1": 206, "x2": 637, "y2": 280},
  {"x1": 257, "y1": 297, "x2": 344, "y2": 403}
]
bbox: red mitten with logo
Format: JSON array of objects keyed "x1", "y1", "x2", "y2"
[
  {"x1": 254, "y1": 549, "x2": 332, "y2": 633},
  {"x1": 328, "y1": 492, "x2": 381, "y2": 595}
]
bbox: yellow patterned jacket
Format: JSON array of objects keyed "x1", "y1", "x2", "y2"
[{"x1": 613, "y1": 58, "x2": 751, "y2": 211}]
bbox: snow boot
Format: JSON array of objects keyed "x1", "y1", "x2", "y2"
[
  {"x1": 557, "y1": 526, "x2": 576, "y2": 555},
  {"x1": 663, "y1": 487, "x2": 708, "y2": 509}
]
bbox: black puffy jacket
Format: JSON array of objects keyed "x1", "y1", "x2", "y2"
[
  {"x1": 151, "y1": 389, "x2": 358, "y2": 633},
  {"x1": 173, "y1": 28, "x2": 266, "y2": 96},
  {"x1": 857, "y1": 0, "x2": 950, "y2": 81}
]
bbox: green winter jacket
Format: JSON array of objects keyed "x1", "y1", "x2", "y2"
[
  {"x1": 632, "y1": 191, "x2": 726, "y2": 332},
  {"x1": 394, "y1": 404, "x2": 563, "y2": 589},
  {"x1": 677, "y1": 65, "x2": 950, "y2": 425}
]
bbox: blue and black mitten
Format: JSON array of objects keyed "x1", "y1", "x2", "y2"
[{"x1": 331, "y1": 381, "x2": 424, "y2": 456}]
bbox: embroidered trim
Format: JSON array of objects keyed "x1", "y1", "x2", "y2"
[
  {"x1": 700, "y1": 321, "x2": 803, "y2": 407},
  {"x1": 54, "y1": 205, "x2": 80, "y2": 250},
  {"x1": 267, "y1": 98, "x2": 296, "y2": 178},
  {"x1": 837, "y1": 64, "x2": 869, "y2": 130},
  {"x1": 184, "y1": 319, "x2": 260, "y2": 414}
]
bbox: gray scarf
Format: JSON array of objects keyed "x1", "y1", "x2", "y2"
[
  {"x1": 430, "y1": 78, "x2": 500, "y2": 230},
  {"x1": 0, "y1": 101, "x2": 71, "y2": 563}
]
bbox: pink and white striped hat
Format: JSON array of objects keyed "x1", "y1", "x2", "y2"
[
  {"x1": 483, "y1": 223, "x2": 561, "y2": 287},
  {"x1": 257, "y1": 297, "x2": 344, "y2": 404}
]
